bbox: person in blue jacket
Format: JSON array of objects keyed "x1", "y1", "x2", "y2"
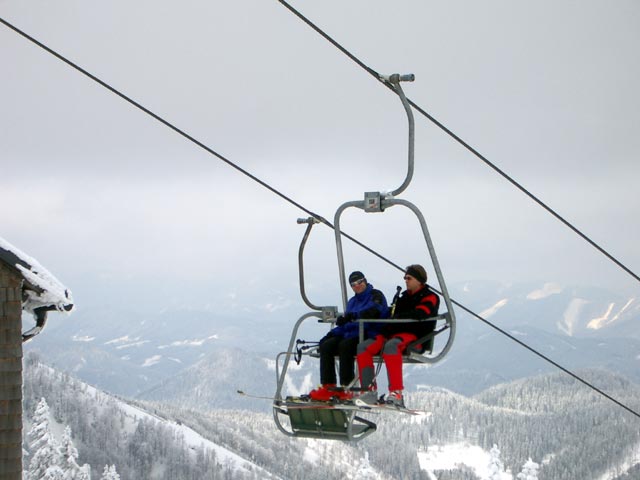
[{"x1": 309, "y1": 271, "x2": 389, "y2": 401}]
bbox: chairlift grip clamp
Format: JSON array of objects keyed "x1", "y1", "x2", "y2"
[
  {"x1": 364, "y1": 192, "x2": 385, "y2": 212},
  {"x1": 380, "y1": 73, "x2": 415, "y2": 84},
  {"x1": 297, "y1": 217, "x2": 320, "y2": 225}
]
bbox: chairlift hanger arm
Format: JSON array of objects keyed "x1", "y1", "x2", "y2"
[
  {"x1": 297, "y1": 217, "x2": 322, "y2": 311},
  {"x1": 333, "y1": 201, "x2": 365, "y2": 309},
  {"x1": 381, "y1": 73, "x2": 415, "y2": 198}
]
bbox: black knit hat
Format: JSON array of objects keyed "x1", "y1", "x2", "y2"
[
  {"x1": 348, "y1": 271, "x2": 366, "y2": 284},
  {"x1": 405, "y1": 264, "x2": 427, "y2": 284}
]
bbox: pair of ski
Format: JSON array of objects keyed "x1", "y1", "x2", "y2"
[
  {"x1": 237, "y1": 390, "x2": 428, "y2": 416},
  {"x1": 282, "y1": 395, "x2": 427, "y2": 416}
]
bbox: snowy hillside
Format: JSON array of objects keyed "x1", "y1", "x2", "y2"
[
  {"x1": 23, "y1": 354, "x2": 391, "y2": 480},
  {"x1": 24, "y1": 353, "x2": 640, "y2": 480},
  {"x1": 23, "y1": 355, "x2": 277, "y2": 479}
]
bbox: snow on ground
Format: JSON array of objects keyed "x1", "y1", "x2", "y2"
[
  {"x1": 303, "y1": 441, "x2": 321, "y2": 465},
  {"x1": 588, "y1": 298, "x2": 635, "y2": 330},
  {"x1": 72, "y1": 335, "x2": 95, "y2": 342},
  {"x1": 157, "y1": 336, "x2": 218, "y2": 348},
  {"x1": 115, "y1": 340, "x2": 150, "y2": 350},
  {"x1": 174, "y1": 421, "x2": 280, "y2": 479},
  {"x1": 479, "y1": 298, "x2": 508, "y2": 318},
  {"x1": 141, "y1": 355, "x2": 162, "y2": 367},
  {"x1": 105, "y1": 335, "x2": 139, "y2": 345},
  {"x1": 587, "y1": 302, "x2": 615, "y2": 330},
  {"x1": 407, "y1": 411, "x2": 431, "y2": 425},
  {"x1": 159, "y1": 339, "x2": 201, "y2": 347},
  {"x1": 526, "y1": 282, "x2": 563, "y2": 300},
  {"x1": 558, "y1": 298, "x2": 589, "y2": 336},
  {"x1": 303, "y1": 440, "x2": 387, "y2": 480},
  {"x1": 418, "y1": 442, "x2": 512, "y2": 480}
]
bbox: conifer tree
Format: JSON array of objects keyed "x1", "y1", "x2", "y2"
[
  {"x1": 27, "y1": 398, "x2": 61, "y2": 480},
  {"x1": 43, "y1": 466, "x2": 65, "y2": 480},
  {"x1": 59, "y1": 426, "x2": 91, "y2": 480},
  {"x1": 516, "y1": 458, "x2": 539, "y2": 480},
  {"x1": 487, "y1": 444, "x2": 505, "y2": 480},
  {"x1": 99, "y1": 465, "x2": 120, "y2": 480},
  {"x1": 76, "y1": 465, "x2": 91, "y2": 480},
  {"x1": 354, "y1": 452, "x2": 378, "y2": 480}
]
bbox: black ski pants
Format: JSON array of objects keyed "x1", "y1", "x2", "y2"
[{"x1": 319, "y1": 335, "x2": 359, "y2": 386}]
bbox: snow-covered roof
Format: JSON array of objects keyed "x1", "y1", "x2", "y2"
[{"x1": 0, "y1": 236, "x2": 74, "y2": 315}]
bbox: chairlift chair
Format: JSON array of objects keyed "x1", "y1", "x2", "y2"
[{"x1": 273, "y1": 74, "x2": 456, "y2": 441}]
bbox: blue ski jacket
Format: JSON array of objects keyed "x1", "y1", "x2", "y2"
[{"x1": 329, "y1": 283, "x2": 390, "y2": 340}]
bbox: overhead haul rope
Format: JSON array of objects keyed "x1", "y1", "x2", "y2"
[
  {"x1": 276, "y1": 0, "x2": 640, "y2": 286},
  {"x1": 2, "y1": 16, "x2": 638, "y2": 420}
]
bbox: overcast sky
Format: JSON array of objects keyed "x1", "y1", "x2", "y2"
[{"x1": 1, "y1": 0, "x2": 639, "y2": 315}]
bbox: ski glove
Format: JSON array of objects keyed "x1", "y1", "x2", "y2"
[{"x1": 335, "y1": 312, "x2": 355, "y2": 326}]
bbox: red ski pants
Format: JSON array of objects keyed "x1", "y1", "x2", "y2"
[{"x1": 357, "y1": 333, "x2": 417, "y2": 391}]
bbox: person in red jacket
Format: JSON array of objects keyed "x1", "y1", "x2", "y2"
[{"x1": 356, "y1": 264, "x2": 439, "y2": 408}]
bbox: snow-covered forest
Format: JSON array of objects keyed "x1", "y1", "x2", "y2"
[
  {"x1": 22, "y1": 353, "x2": 640, "y2": 479},
  {"x1": 23, "y1": 356, "x2": 223, "y2": 480}
]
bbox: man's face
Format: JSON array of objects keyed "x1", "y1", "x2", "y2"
[
  {"x1": 404, "y1": 274, "x2": 421, "y2": 294},
  {"x1": 350, "y1": 278, "x2": 367, "y2": 294}
]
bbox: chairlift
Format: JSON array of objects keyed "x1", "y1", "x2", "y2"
[{"x1": 273, "y1": 74, "x2": 456, "y2": 441}]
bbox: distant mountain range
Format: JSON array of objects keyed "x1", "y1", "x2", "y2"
[
  {"x1": 452, "y1": 280, "x2": 639, "y2": 339},
  {"x1": 24, "y1": 280, "x2": 640, "y2": 399}
]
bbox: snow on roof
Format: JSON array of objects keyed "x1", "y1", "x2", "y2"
[{"x1": 0, "y1": 236, "x2": 74, "y2": 315}]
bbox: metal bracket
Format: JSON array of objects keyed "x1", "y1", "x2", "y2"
[
  {"x1": 320, "y1": 306, "x2": 338, "y2": 321},
  {"x1": 364, "y1": 192, "x2": 384, "y2": 213}
]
